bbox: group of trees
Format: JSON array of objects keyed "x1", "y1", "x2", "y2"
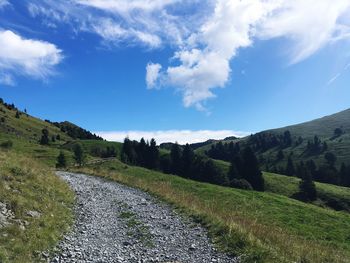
[
  {"x1": 121, "y1": 138, "x2": 159, "y2": 170},
  {"x1": 90, "y1": 145, "x2": 117, "y2": 158},
  {"x1": 249, "y1": 130, "x2": 293, "y2": 152},
  {"x1": 273, "y1": 152, "x2": 350, "y2": 187},
  {"x1": 49, "y1": 121, "x2": 103, "y2": 140},
  {"x1": 56, "y1": 144, "x2": 85, "y2": 168},
  {"x1": 305, "y1": 136, "x2": 328, "y2": 155},
  {"x1": 121, "y1": 138, "x2": 264, "y2": 191},
  {"x1": 39, "y1": 128, "x2": 61, "y2": 145},
  {"x1": 206, "y1": 141, "x2": 240, "y2": 162}
]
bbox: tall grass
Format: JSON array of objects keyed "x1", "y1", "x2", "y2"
[
  {"x1": 72, "y1": 160, "x2": 350, "y2": 263},
  {"x1": 0, "y1": 151, "x2": 74, "y2": 263}
]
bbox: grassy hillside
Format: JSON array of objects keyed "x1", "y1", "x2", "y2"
[
  {"x1": 196, "y1": 108, "x2": 350, "y2": 183},
  {"x1": 0, "y1": 151, "x2": 74, "y2": 263},
  {"x1": 72, "y1": 159, "x2": 350, "y2": 263},
  {"x1": 0, "y1": 104, "x2": 71, "y2": 143},
  {"x1": 214, "y1": 159, "x2": 350, "y2": 212}
]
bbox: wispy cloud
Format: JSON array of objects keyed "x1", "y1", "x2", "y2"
[
  {"x1": 0, "y1": 30, "x2": 63, "y2": 82},
  {"x1": 0, "y1": 73, "x2": 15, "y2": 86},
  {"x1": 95, "y1": 130, "x2": 250, "y2": 144},
  {"x1": 0, "y1": 0, "x2": 9, "y2": 9},
  {"x1": 26, "y1": 0, "x2": 350, "y2": 109},
  {"x1": 326, "y1": 62, "x2": 350, "y2": 86}
]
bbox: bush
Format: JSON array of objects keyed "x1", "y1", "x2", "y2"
[
  {"x1": 231, "y1": 179, "x2": 253, "y2": 190},
  {"x1": 0, "y1": 140, "x2": 13, "y2": 149}
]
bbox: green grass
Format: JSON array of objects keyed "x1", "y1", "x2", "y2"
[
  {"x1": 264, "y1": 172, "x2": 350, "y2": 211},
  {"x1": 72, "y1": 159, "x2": 350, "y2": 263},
  {"x1": 214, "y1": 158, "x2": 350, "y2": 212},
  {"x1": 195, "y1": 108, "x2": 350, "y2": 169},
  {"x1": 0, "y1": 105, "x2": 70, "y2": 143},
  {"x1": 0, "y1": 151, "x2": 74, "y2": 263}
]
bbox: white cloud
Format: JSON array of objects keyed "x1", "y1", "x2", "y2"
[
  {"x1": 93, "y1": 18, "x2": 161, "y2": 48},
  {"x1": 258, "y1": 0, "x2": 350, "y2": 64},
  {"x1": 0, "y1": 30, "x2": 63, "y2": 80},
  {"x1": 76, "y1": 0, "x2": 179, "y2": 15},
  {"x1": 0, "y1": 0, "x2": 9, "y2": 9},
  {"x1": 95, "y1": 130, "x2": 250, "y2": 144},
  {"x1": 146, "y1": 63, "x2": 162, "y2": 88},
  {"x1": 0, "y1": 73, "x2": 15, "y2": 86},
  {"x1": 148, "y1": 0, "x2": 350, "y2": 109},
  {"x1": 26, "y1": 0, "x2": 350, "y2": 109}
]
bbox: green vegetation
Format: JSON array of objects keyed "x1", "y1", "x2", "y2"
[
  {"x1": 0, "y1": 151, "x2": 74, "y2": 263},
  {"x1": 118, "y1": 204, "x2": 153, "y2": 247},
  {"x1": 72, "y1": 159, "x2": 350, "y2": 263}
]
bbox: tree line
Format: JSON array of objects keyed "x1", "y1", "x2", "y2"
[{"x1": 121, "y1": 138, "x2": 265, "y2": 191}]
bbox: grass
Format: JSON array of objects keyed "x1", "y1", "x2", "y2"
[
  {"x1": 118, "y1": 203, "x2": 153, "y2": 247},
  {"x1": 0, "y1": 150, "x2": 74, "y2": 263},
  {"x1": 264, "y1": 172, "x2": 350, "y2": 211},
  {"x1": 214, "y1": 158, "x2": 350, "y2": 212},
  {"x1": 195, "y1": 108, "x2": 350, "y2": 169},
  {"x1": 72, "y1": 159, "x2": 350, "y2": 263}
]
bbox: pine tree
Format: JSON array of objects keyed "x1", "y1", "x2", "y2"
[
  {"x1": 285, "y1": 157, "x2": 295, "y2": 176},
  {"x1": 148, "y1": 138, "x2": 159, "y2": 169},
  {"x1": 242, "y1": 147, "x2": 264, "y2": 191},
  {"x1": 74, "y1": 144, "x2": 85, "y2": 166},
  {"x1": 15, "y1": 111, "x2": 20, "y2": 119},
  {"x1": 56, "y1": 152, "x2": 67, "y2": 168},
  {"x1": 276, "y1": 149, "x2": 284, "y2": 161},
  {"x1": 170, "y1": 143, "x2": 182, "y2": 175},
  {"x1": 182, "y1": 144, "x2": 195, "y2": 178},
  {"x1": 40, "y1": 128, "x2": 50, "y2": 145},
  {"x1": 298, "y1": 169, "x2": 317, "y2": 201}
]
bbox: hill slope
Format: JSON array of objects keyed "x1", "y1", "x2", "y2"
[{"x1": 198, "y1": 108, "x2": 350, "y2": 185}]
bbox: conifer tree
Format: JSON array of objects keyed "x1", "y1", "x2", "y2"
[
  {"x1": 40, "y1": 128, "x2": 50, "y2": 145},
  {"x1": 74, "y1": 144, "x2": 85, "y2": 166},
  {"x1": 56, "y1": 151, "x2": 67, "y2": 168}
]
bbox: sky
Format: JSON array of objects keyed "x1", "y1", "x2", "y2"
[{"x1": 0, "y1": 0, "x2": 350, "y2": 144}]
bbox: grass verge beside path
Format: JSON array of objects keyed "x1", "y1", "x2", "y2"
[
  {"x1": 0, "y1": 151, "x2": 74, "y2": 263},
  {"x1": 71, "y1": 159, "x2": 350, "y2": 263}
]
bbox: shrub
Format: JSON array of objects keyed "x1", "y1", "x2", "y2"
[{"x1": 0, "y1": 140, "x2": 13, "y2": 149}]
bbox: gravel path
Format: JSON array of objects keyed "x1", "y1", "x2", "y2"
[{"x1": 51, "y1": 171, "x2": 237, "y2": 263}]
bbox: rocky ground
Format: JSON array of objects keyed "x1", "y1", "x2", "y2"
[{"x1": 51, "y1": 171, "x2": 237, "y2": 263}]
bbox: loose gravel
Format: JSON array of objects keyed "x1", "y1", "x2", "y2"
[{"x1": 51, "y1": 171, "x2": 237, "y2": 263}]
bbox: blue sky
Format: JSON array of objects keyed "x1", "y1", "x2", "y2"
[{"x1": 0, "y1": 0, "x2": 350, "y2": 143}]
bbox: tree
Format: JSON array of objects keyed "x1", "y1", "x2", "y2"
[
  {"x1": 340, "y1": 163, "x2": 350, "y2": 187},
  {"x1": 147, "y1": 138, "x2": 159, "y2": 169},
  {"x1": 298, "y1": 169, "x2": 317, "y2": 201},
  {"x1": 324, "y1": 152, "x2": 336, "y2": 167},
  {"x1": 181, "y1": 144, "x2": 195, "y2": 178},
  {"x1": 121, "y1": 137, "x2": 136, "y2": 164},
  {"x1": 15, "y1": 111, "x2": 20, "y2": 119},
  {"x1": 170, "y1": 143, "x2": 182, "y2": 175},
  {"x1": 285, "y1": 157, "x2": 295, "y2": 176},
  {"x1": 333, "y1": 128, "x2": 343, "y2": 138},
  {"x1": 242, "y1": 147, "x2": 264, "y2": 191},
  {"x1": 56, "y1": 152, "x2": 67, "y2": 168},
  {"x1": 276, "y1": 149, "x2": 284, "y2": 161},
  {"x1": 51, "y1": 135, "x2": 56, "y2": 142},
  {"x1": 40, "y1": 128, "x2": 50, "y2": 145},
  {"x1": 73, "y1": 144, "x2": 85, "y2": 166}
]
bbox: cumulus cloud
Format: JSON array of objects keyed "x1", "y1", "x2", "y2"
[
  {"x1": 95, "y1": 130, "x2": 250, "y2": 144},
  {"x1": 27, "y1": 0, "x2": 350, "y2": 109},
  {"x1": 148, "y1": 0, "x2": 350, "y2": 109},
  {"x1": 0, "y1": 30, "x2": 63, "y2": 80}
]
